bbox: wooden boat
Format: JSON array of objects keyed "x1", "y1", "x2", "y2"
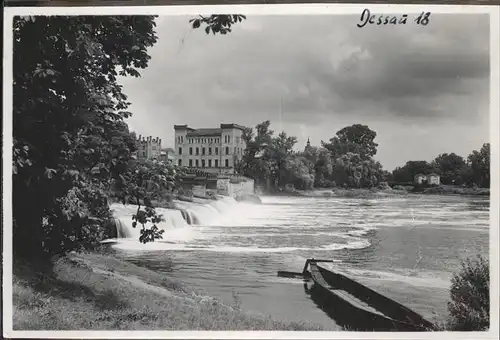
[{"x1": 279, "y1": 259, "x2": 437, "y2": 331}]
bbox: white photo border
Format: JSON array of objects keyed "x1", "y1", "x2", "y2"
[{"x1": 3, "y1": 3, "x2": 499, "y2": 339}]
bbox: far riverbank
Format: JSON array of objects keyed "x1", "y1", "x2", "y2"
[{"x1": 276, "y1": 185, "x2": 490, "y2": 199}]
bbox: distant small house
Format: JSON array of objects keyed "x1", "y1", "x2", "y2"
[
  {"x1": 414, "y1": 174, "x2": 427, "y2": 184},
  {"x1": 414, "y1": 173, "x2": 441, "y2": 186},
  {"x1": 427, "y1": 173, "x2": 441, "y2": 186}
]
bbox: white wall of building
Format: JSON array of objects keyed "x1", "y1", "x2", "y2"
[{"x1": 174, "y1": 124, "x2": 246, "y2": 173}]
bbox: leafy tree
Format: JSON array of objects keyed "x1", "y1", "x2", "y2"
[
  {"x1": 322, "y1": 124, "x2": 379, "y2": 160},
  {"x1": 467, "y1": 143, "x2": 490, "y2": 188},
  {"x1": 447, "y1": 256, "x2": 489, "y2": 331},
  {"x1": 431, "y1": 153, "x2": 467, "y2": 185},
  {"x1": 282, "y1": 156, "x2": 315, "y2": 190},
  {"x1": 114, "y1": 159, "x2": 184, "y2": 244},
  {"x1": 13, "y1": 15, "x2": 159, "y2": 258},
  {"x1": 190, "y1": 15, "x2": 246, "y2": 35},
  {"x1": 332, "y1": 153, "x2": 383, "y2": 188},
  {"x1": 12, "y1": 14, "x2": 247, "y2": 258},
  {"x1": 392, "y1": 161, "x2": 437, "y2": 183},
  {"x1": 270, "y1": 131, "x2": 298, "y2": 188},
  {"x1": 312, "y1": 148, "x2": 334, "y2": 187},
  {"x1": 236, "y1": 121, "x2": 275, "y2": 190}
]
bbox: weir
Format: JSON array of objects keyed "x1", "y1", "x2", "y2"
[{"x1": 110, "y1": 197, "x2": 238, "y2": 239}]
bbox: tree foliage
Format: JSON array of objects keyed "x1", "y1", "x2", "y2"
[
  {"x1": 322, "y1": 124, "x2": 379, "y2": 160},
  {"x1": 12, "y1": 14, "x2": 248, "y2": 258},
  {"x1": 13, "y1": 15, "x2": 159, "y2": 258},
  {"x1": 331, "y1": 153, "x2": 384, "y2": 188},
  {"x1": 431, "y1": 153, "x2": 467, "y2": 185},
  {"x1": 114, "y1": 159, "x2": 185, "y2": 244},
  {"x1": 236, "y1": 122, "x2": 384, "y2": 191},
  {"x1": 446, "y1": 256, "x2": 489, "y2": 331},
  {"x1": 392, "y1": 161, "x2": 437, "y2": 184},
  {"x1": 466, "y1": 143, "x2": 490, "y2": 188},
  {"x1": 391, "y1": 144, "x2": 490, "y2": 188},
  {"x1": 189, "y1": 15, "x2": 246, "y2": 35}
]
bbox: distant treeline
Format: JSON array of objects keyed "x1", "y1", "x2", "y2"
[
  {"x1": 235, "y1": 121, "x2": 490, "y2": 192},
  {"x1": 389, "y1": 145, "x2": 490, "y2": 188}
]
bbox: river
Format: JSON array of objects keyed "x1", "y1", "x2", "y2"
[{"x1": 108, "y1": 194, "x2": 489, "y2": 329}]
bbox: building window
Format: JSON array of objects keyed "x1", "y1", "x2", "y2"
[
  {"x1": 189, "y1": 147, "x2": 193, "y2": 155},
  {"x1": 215, "y1": 159, "x2": 219, "y2": 168},
  {"x1": 201, "y1": 160, "x2": 205, "y2": 168},
  {"x1": 208, "y1": 159, "x2": 212, "y2": 167},
  {"x1": 195, "y1": 159, "x2": 199, "y2": 167},
  {"x1": 215, "y1": 147, "x2": 218, "y2": 155},
  {"x1": 209, "y1": 147, "x2": 212, "y2": 155},
  {"x1": 178, "y1": 147, "x2": 182, "y2": 155},
  {"x1": 196, "y1": 147, "x2": 199, "y2": 155},
  {"x1": 178, "y1": 159, "x2": 182, "y2": 166},
  {"x1": 228, "y1": 135, "x2": 230, "y2": 143},
  {"x1": 189, "y1": 159, "x2": 193, "y2": 167},
  {"x1": 181, "y1": 136, "x2": 184, "y2": 143},
  {"x1": 225, "y1": 159, "x2": 229, "y2": 167},
  {"x1": 202, "y1": 147, "x2": 206, "y2": 155},
  {"x1": 226, "y1": 147, "x2": 229, "y2": 155},
  {"x1": 234, "y1": 147, "x2": 237, "y2": 154}
]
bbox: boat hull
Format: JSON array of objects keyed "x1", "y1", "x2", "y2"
[{"x1": 308, "y1": 263, "x2": 436, "y2": 331}]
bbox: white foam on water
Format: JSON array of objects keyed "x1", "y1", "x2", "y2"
[
  {"x1": 107, "y1": 195, "x2": 379, "y2": 253},
  {"x1": 108, "y1": 203, "x2": 203, "y2": 245},
  {"x1": 321, "y1": 264, "x2": 451, "y2": 290},
  {"x1": 111, "y1": 237, "x2": 371, "y2": 253}
]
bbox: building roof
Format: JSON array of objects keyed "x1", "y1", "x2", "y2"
[
  {"x1": 174, "y1": 125, "x2": 195, "y2": 131},
  {"x1": 414, "y1": 173, "x2": 427, "y2": 177},
  {"x1": 427, "y1": 173, "x2": 440, "y2": 177},
  {"x1": 187, "y1": 128, "x2": 222, "y2": 137},
  {"x1": 175, "y1": 123, "x2": 247, "y2": 136},
  {"x1": 220, "y1": 123, "x2": 246, "y2": 131}
]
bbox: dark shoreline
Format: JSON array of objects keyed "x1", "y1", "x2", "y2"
[{"x1": 264, "y1": 187, "x2": 490, "y2": 199}]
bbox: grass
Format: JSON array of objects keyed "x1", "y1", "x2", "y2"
[{"x1": 12, "y1": 252, "x2": 332, "y2": 331}]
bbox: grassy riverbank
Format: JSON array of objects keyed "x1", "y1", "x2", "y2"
[{"x1": 12, "y1": 252, "x2": 331, "y2": 331}]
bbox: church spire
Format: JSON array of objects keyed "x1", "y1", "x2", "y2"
[{"x1": 304, "y1": 137, "x2": 311, "y2": 153}]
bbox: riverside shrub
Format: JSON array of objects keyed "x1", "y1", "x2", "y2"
[{"x1": 446, "y1": 255, "x2": 489, "y2": 331}]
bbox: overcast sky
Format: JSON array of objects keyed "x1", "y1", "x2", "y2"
[{"x1": 120, "y1": 14, "x2": 490, "y2": 171}]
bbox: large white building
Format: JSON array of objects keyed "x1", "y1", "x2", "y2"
[{"x1": 174, "y1": 123, "x2": 247, "y2": 174}]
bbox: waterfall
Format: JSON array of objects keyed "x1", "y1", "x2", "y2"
[
  {"x1": 176, "y1": 197, "x2": 238, "y2": 226},
  {"x1": 109, "y1": 197, "x2": 239, "y2": 240},
  {"x1": 111, "y1": 204, "x2": 190, "y2": 239}
]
